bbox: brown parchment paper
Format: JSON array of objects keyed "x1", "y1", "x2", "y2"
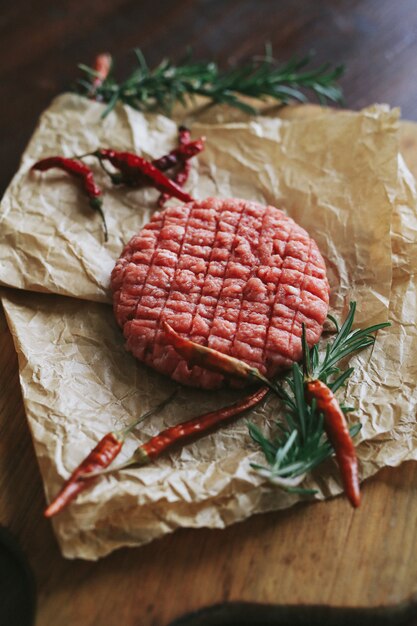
[
  {"x1": 0, "y1": 95, "x2": 415, "y2": 559},
  {"x1": 0, "y1": 94, "x2": 397, "y2": 328},
  {"x1": 2, "y1": 141, "x2": 417, "y2": 559}
]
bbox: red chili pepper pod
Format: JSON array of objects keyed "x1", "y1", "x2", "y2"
[
  {"x1": 44, "y1": 432, "x2": 123, "y2": 518},
  {"x1": 90, "y1": 52, "x2": 112, "y2": 97},
  {"x1": 132, "y1": 386, "x2": 269, "y2": 463},
  {"x1": 94, "y1": 149, "x2": 194, "y2": 203},
  {"x1": 32, "y1": 156, "x2": 108, "y2": 242},
  {"x1": 163, "y1": 321, "x2": 272, "y2": 388},
  {"x1": 306, "y1": 379, "x2": 360, "y2": 508},
  {"x1": 158, "y1": 125, "x2": 195, "y2": 207},
  {"x1": 152, "y1": 137, "x2": 205, "y2": 172},
  {"x1": 32, "y1": 156, "x2": 90, "y2": 175}
]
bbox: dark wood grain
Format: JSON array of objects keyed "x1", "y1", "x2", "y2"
[
  {"x1": 2, "y1": 0, "x2": 417, "y2": 195},
  {"x1": 2, "y1": 2, "x2": 417, "y2": 625}
]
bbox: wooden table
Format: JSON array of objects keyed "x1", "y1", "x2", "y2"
[{"x1": 2, "y1": 2, "x2": 417, "y2": 625}]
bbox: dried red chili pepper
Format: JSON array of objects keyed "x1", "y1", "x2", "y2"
[
  {"x1": 175, "y1": 126, "x2": 192, "y2": 186},
  {"x1": 44, "y1": 432, "x2": 122, "y2": 517},
  {"x1": 87, "y1": 386, "x2": 268, "y2": 475},
  {"x1": 176, "y1": 126, "x2": 193, "y2": 181},
  {"x1": 92, "y1": 140, "x2": 204, "y2": 185},
  {"x1": 44, "y1": 391, "x2": 177, "y2": 517},
  {"x1": 158, "y1": 126, "x2": 193, "y2": 207},
  {"x1": 137, "y1": 386, "x2": 268, "y2": 462},
  {"x1": 93, "y1": 149, "x2": 194, "y2": 203},
  {"x1": 163, "y1": 321, "x2": 275, "y2": 390},
  {"x1": 306, "y1": 379, "x2": 360, "y2": 508},
  {"x1": 90, "y1": 52, "x2": 112, "y2": 97},
  {"x1": 32, "y1": 156, "x2": 108, "y2": 241},
  {"x1": 152, "y1": 137, "x2": 205, "y2": 172}
]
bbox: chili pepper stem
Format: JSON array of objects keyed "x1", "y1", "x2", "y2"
[
  {"x1": 83, "y1": 451, "x2": 150, "y2": 479},
  {"x1": 115, "y1": 389, "x2": 178, "y2": 438},
  {"x1": 89, "y1": 197, "x2": 108, "y2": 242},
  {"x1": 73, "y1": 152, "x2": 96, "y2": 160},
  {"x1": 255, "y1": 373, "x2": 281, "y2": 395},
  {"x1": 98, "y1": 158, "x2": 115, "y2": 177}
]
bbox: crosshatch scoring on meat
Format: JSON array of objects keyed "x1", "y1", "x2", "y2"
[{"x1": 111, "y1": 198, "x2": 330, "y2": 389}]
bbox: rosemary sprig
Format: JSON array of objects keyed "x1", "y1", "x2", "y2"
[
  {"x1": 76, "y1": 48, "x2": 344, "y2": 118},
  {"x1": 249, "y1": 302, "x2": 390, "y2": 494}
]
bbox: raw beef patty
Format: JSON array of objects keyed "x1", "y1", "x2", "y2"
[{"x1": 111, "y1": 198, "x2": 330, "y2": 389}]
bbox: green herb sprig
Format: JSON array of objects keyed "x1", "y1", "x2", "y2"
[
  {"x1": 249, "y1": 302, "x2": 390, "y2": 494},
  {"x1": 76, "y1": 48, "x2": 344, "y2": 118}
]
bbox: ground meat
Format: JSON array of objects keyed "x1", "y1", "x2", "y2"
[{"x1": 111, "y1": 198, "x2": 330, "y2": 389}]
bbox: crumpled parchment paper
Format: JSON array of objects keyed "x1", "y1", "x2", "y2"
[
  {"x1": 1, "y1": 96, "x2": 415, "y2": 560},
  {"x1": 0, "y1": 94, "x2": 397, "y2": 325}
]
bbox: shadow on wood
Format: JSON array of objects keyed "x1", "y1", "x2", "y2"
[
  {"x1": 0, "y1": 526, "x2": 36, "y2": 626},
  {"x1": 169, "y1": 600, "x2": 417, "y2": 626}
]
